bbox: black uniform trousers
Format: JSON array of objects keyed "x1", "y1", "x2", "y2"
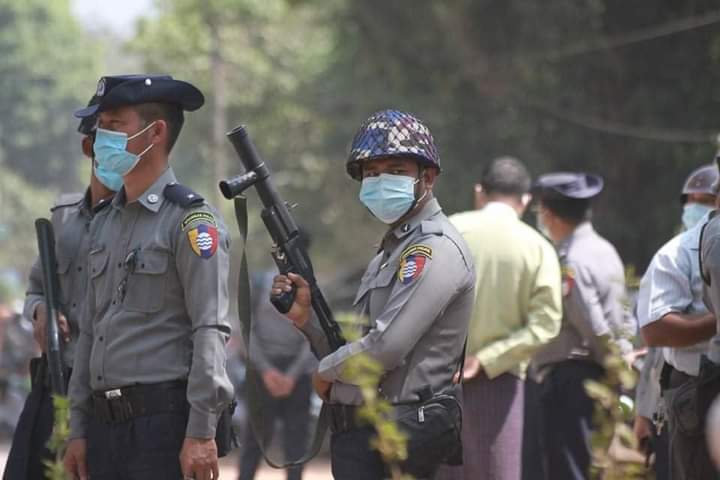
[
  {"x1": 330, "y1": 424, "x2": 441, "y2": 480},
  {"x1": 86, "y1": 410, "x2": 188, "y2": 480},
  {"x1": 2, "y1": 370, "x2": 55, "y2": 480},
  {"x1": 238, "y1": 374, "x2": 312, "y2": 480},
  {"x1": 662, "y1": 365, "x2": 718, "y2": 480},
  {"x1": 523, "y1": 359, "x2": 604, "y2": 480}
]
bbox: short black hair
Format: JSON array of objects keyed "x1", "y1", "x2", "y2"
[
  {"x1": 134, "y1": 102, "x2": 184, "y2": 152},
  {"x1": 539, "y1": 191, "x2": 590, "y2": 224},
  {"x1": 480, "y1": 157, "x2": 531, "y2": 196}
]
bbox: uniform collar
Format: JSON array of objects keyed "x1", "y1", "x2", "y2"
[
  {"x1": 391, "y1": 197, "x2": 442, "y2": 240},
  {"x1": 113, "y1": 167, "x2": 177, "y2": 213},
  {"x1": 482, "y1": 201, "x2": 518, "y2": 218},
  {"x1": 80, "y1": 188, "x2": 93, "y2": 217},
  {"x1": 557, "y1": 221, "x2": 594, "y2": 256},
  {"x1": 379, "y1": 198, "x2": 442, "y2": 253}
]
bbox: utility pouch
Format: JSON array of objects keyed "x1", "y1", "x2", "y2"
[
  {"x1": 394, "y1": 391, "x2": 463, "y2": 477},
  {"x1": 215, "y1": 400, "x2": 239, "y2": 457}
]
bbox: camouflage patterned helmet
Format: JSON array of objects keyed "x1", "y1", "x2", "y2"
[{"x1": 346, "y1": 109, "x2": 440, "y2": 181}]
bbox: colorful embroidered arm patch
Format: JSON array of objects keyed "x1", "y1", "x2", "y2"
[
  {"x1": 398, "y1": 244, "x2": 433, "y2": 284},
  {"x1": 182, "y1": 211, "x2": 218, "y2": 259},
  {"x1": 561, "y1": 265, "x2": 575, "y2": 297}
]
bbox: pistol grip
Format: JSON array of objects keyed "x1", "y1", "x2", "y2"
[{"x1": 271, "y1": 285, "x2": 297, "y2": 314}]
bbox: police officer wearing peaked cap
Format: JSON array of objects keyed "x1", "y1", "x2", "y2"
[
  {"x1": 63, "y1": 75, "x2": 234, "y2": 480},
  {"x1": 272, "y1": 110, "x2": 475, "y2": 479},
  {"x1": 3, "y1": 99, "x2": 116, "y2": 480},
  {"x1": 525, "y1": 172, "x2": 633, "y2": 480}
]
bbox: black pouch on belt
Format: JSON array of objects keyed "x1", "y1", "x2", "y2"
[
  {"x1": 394, "y1": 387, "x2": 463, "y2": 477},
  {"x1": 215, "y1": 400, "x2": 239, "y2": 457}
]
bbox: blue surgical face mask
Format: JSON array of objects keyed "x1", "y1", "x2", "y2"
[
  {"x1": 93, "y1": 122, "x2": 156, "y2": 177},
  {"x1": 93, "y1": 162, "x2": 123, "y2": 191},
  {"x1": 682, "y1": 202, "x2": 713, "y2": 230},
  {"x1": 359, "y1": 174, "x2": 419, "y2": 224}
]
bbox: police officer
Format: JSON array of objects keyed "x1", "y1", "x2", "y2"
[
  {"x1": 637, "y1": 164, "x2": 718, "y2": 479},
  {"x1": 272, "y1": 109, "x2": 475, "y2": 479},
  {"x1": 528, "y1": 172, "x2": 632, "y2": 480},
  {"x1": 3, "y1": 108, "x2": 116, "y2": 480},
  {"x1": 63, "y1": 75, "x2": 234, "y2": 480}
]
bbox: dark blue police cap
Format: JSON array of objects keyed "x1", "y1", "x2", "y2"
[
  {"x1": 77, "y1": 95, "x2": 99, "y2": 134},
  {"x1": 534, "y1": 172, "x2": 604, "y2": 199},
  {"x1": 74, "y1": 74, "x2": 204, "y2": 118}
]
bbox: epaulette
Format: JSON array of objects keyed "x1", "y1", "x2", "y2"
[
  {"x1": 50, "y1": 192, "x2": 84, "y2": 212},
  {"x1": 164, "y1": 182, "x2": 205, "y2": 208},
  {"x1": 420, "y1": 219, "x2": 443, "y2": 235}
]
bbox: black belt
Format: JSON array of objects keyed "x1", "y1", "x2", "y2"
[
  {"x1": 92, "y1": 380, "x2": 188, "y2": 424},
  {"x1": 329, "y1": 404, "x2": 360, "y2": 433}
]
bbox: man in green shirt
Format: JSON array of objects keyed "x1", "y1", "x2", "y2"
[{"x1": 438, "y1": 157, "x2": 562, "y2": 480}]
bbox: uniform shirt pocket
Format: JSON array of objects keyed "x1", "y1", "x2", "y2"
[
  {"x1": 89, "y1": 248, "x2": 110, "y2": 310},
  {"x1": 124, "y1": 249, "x2": 169, "y2": 313},
  {"x1": 371, "y1": 262, "x2": 398, "y2": 290},
  {"x1": 56, "y1": 255, "x2": 73, "y2": 304}
]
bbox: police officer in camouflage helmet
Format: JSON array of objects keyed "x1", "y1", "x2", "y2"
[{"x1": 272, "y1": 109, "x2": 475, "y2": 479}]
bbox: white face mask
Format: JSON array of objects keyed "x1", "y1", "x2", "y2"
[{"x1": 681, "y1": 203, "x2": 713, "y2": 230}]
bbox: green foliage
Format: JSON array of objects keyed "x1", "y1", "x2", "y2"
[
  {"x1": 0, "y1": 162, "x2": 56, "y2": 276},
  {"x1": 337, "y1": 312, "x2": 412, "y2": 479},
  {"x1": 586, "y1": 343, "x2": 645, "y2": 479},
  {"x1": 0, "y1": 0, "x2": 100, "y2": 191},
  {"x1": 43, "y1": 394, "x2": 71, "y2": 480}
]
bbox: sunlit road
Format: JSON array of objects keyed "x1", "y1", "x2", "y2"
[{"x1": 0, "y1": 442, "x2": 333, "y2": 479}]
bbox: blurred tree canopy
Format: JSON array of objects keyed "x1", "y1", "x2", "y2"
[
  {"x1": 3, "y1": 0, "x2": 720, "y2": 283},
  {"x1": 0, "y1": 0, "x2": 99, "y2": 283}
]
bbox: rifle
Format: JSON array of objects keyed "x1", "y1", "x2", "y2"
[
  {"x1": 219, "y1": 125, "x2": 345, "y2": 352},
  {"x1": 34, "y1": 218, "x2": 67, "y2": 395}
]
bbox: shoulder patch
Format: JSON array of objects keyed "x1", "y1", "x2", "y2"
[
  {"x1": 187, "y1": 223, "x2": 219, "y2": 259},
  {"x1": 561, "y1": 265, "x2": 575, "y2": 297},
  {"x1": 50, "y1": 192, "x2": 84, "y2": 212},
  {"x1": 164, "y1": 183, "x2": 204, "y2": 208},
  {"x1": 401, "y1": 244, "x2": 433, "y2": 260},
  {"x1": 181, "y1": 211, "x2": 217, "y2": 231},
  {"x1": 398, "y1": 244, "x2": 432, "y2": 284}
]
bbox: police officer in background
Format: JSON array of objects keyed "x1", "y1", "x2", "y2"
[
  {"x1": 636, "y1": 164, "x2": 718, "y2": 479},
  {"x1": 238, "y1": 267, "x2": 316, "y2": 480},
  {"x1": 528, "y1": 173, "x2": 633, "y2": 480},
  {"x1": 272, "y1": 110, "x2": 475, "y2": 479},
  {"x1": 3, "y1": 107, "x2": 116, "y2": 480},
  {"x1": 63, "y1": 75, "x2": 234, "y2": 480}
]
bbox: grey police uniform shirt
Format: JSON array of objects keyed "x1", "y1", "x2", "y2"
[
  {"x1": 24, "y1": 190, "x2": 111, "y2": 368},
  {"x1": 68, "y1": 167, "x2": 234, "y2": 440},
  {"x1": 300, "y1": 198, "x2": 475, "y2": 405},
  {"x1": 533, "y1": 222, "x2": 632, "y2": 368},
  {"x1": 700, "y1": 211, "x2": 720, "y2": 363},
  {"x1": 636, "y1": 216, "x2": 710, "y2": 376}
]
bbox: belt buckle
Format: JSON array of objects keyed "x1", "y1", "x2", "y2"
[{"x1": 105, "y1": 388, "x2": 122, "y2": 399}]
